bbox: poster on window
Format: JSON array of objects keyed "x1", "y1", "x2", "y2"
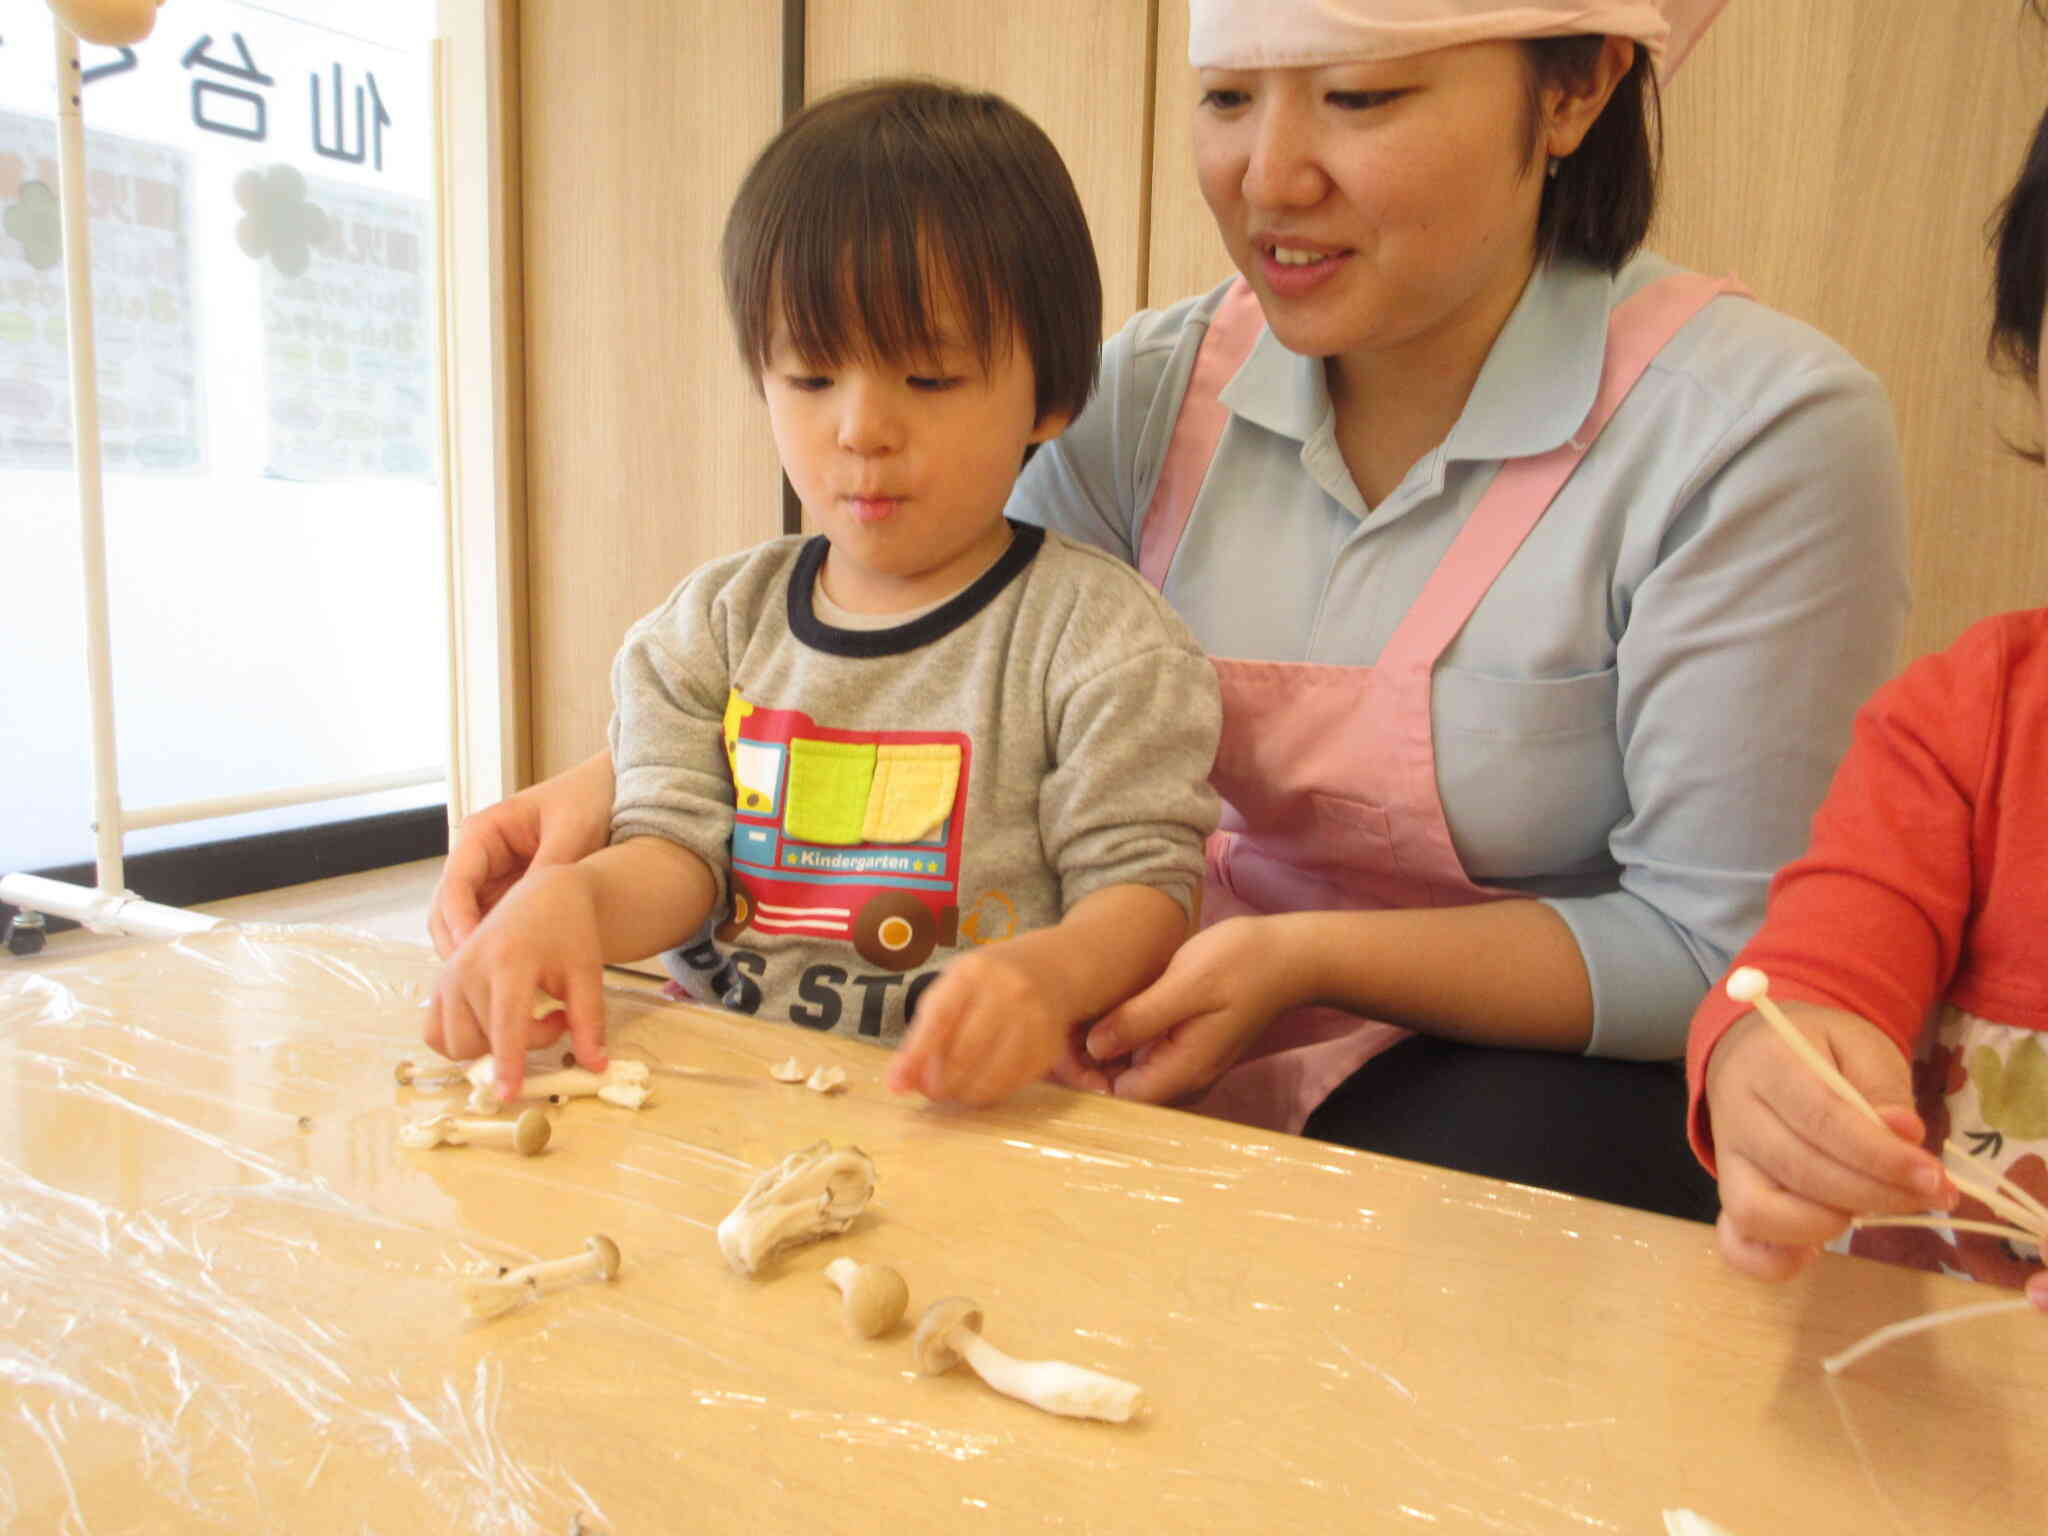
[
  {"x1": 0, "y1": 110, "x2": 202, "y2": 473},
  {"x1": 258, "y1": 171, "x2": 430, "y2": 481}
]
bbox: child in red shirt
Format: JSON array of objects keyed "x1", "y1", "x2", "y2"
[{"x1": 1686, "y1": 89, "x2": 2048, "y2": 1314}]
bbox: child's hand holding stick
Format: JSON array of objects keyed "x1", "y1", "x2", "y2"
[{"x1": 1721, "y1": 967, "x2": 2045, "y2": 1370}]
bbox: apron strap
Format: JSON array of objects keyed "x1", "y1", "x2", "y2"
[
  {"x1": 1137, "y1": 278, "x2": 1265, "y2": 589},
  {"x1": 1380, "y1": 272, "x2": 1752, "y2": 669},
  {"x1": 1136, "y1": 271, "x2": 1754, "y2": 615}
]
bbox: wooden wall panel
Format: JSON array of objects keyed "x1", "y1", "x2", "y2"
[
  {"x1": 804, "y1": 0, "x2": 1156, "y2": 331},
  {"x1": 1146, "y1": 0, "x2": 1235, "y2": 309},
  {"x1": 518, "y1": 2, "x2": 784, "y2": 778},
  {"x1": 1656, "y1": 3, "x2": 2048, "y2": 661}
]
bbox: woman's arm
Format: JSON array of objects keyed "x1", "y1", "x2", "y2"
[
  {"x1": 429, "y1": 749, "x2": 618, "y2": 957},
  {"x1": 1088, "y1": 897, "x2": 1592, "y2": 1104}
]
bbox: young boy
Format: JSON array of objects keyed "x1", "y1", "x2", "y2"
[
  {"x1": 427, "y1": 79, "x2": 1221, "y2": 1110},
  {"x1": 1686, "y1": 88, "x2": 2048, "y2": 1315}
]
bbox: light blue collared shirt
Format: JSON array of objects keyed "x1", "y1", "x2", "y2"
[{"x1": 1011, "y1": 253, "x2": 1910, "y2": 1059}]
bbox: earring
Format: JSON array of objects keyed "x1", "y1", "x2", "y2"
[{"x1": 1546, "y1": 157, "x2": 1562, "y2": 181}]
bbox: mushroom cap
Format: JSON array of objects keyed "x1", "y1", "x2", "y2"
[
  {"x1": 831, "y1": 1262, "x2": 909, "y2": 1337},
  {"x1": 513, "y1": 1108, "x2": 553, "y2": 1157},
  {"x1": 586, "y1": 1233, "x2": 622, "y2": 1281},
  {"x1": 910, "y1": 1296, "x2": 983, "y2": 1374}
]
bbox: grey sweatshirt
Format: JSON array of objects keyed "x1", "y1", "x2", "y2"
[{"x1": 609, "y1": 522, "x2": 1221, "y2": 1044}]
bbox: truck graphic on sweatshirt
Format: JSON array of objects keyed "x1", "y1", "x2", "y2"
[{"x1": 715, "y1": 691, "x2": 968, "y2": 971}]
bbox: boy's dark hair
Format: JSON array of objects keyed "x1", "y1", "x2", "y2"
[
  {"x1": 721, "y1": 78, "x2": 1101, "y2": 433},
  {"x1": 1521, "y1": 37, "x2": 1661, "y2": 272}
]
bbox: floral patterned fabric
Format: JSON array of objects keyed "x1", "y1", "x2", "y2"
[{"x1": 1843, "y1": 1006, "x2": 2048, "y2": 1286}]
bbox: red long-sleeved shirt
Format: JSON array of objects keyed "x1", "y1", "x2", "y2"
[{"x1": 1688, "y1": 608, "x2": 2048, "y2": 1170}]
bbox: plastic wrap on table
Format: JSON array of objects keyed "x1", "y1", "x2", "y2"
[{"x1": 2, "y1": 925, "x2": 2045, "y2": 1533}]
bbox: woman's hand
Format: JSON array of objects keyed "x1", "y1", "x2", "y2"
[
  {"x1": 430, "y1": 752, "x2": 616, "y2": 958},
  {"x1": 1703, "y1": 1001, "x2": 1953, "y2": 1281},
  {"x1": 1082, "y1": 914, "x2": 1311, "y2": 1105},
  {"x1": 424, "y1": 863, "x2": 611, "y2": 1100}
]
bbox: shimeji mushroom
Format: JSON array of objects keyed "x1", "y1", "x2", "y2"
[
  {"x1": 716, "y1": 1142, "x2": 876, "y2": 1276},
  {"x1": 465, "y1": 1057, "x2": 652, "y2": 1113},
  {"x1": 393, "y1": 1054, "x2": 464, "y2": 1087},
  {"x1": 910, "y1": 1297, "x2": 1145, "y2": 1423},
  {"x1": 823, "y1": 1258, "x2": 908, "y2": 1337},
  {"x1": 462, "y1": 1234, "x2": 622, "y2": 1320},
  {"x1": 399, "y1": 1107, "x2": 552, "y2": 1156}
]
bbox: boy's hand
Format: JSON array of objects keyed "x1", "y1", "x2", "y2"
[
  {"x1": 1703, "y1": 1001, "x2": 1953, "y2": 1281},
  {"x1": 424, "y1": 864, "x2": 610, "y2": 1100},
  {"x1": 886, "y1": 942, "x2": 1072, "y2": 1107}
]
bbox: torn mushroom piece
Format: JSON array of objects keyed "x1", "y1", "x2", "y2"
[
  {"x1": 804, "y1": 1065, "x2": 846, "y2": 1095},
  {"x1": 462, "y1": 1234, "x2": 622, "y2": 1320},
  {"x1": 716, "y1": 1141, "x2": 876, "y2": 1276},
  {"x1": 466, "y1": 1057, "x2": 652, "y2": 1113},
  {"x1": 911, "y1": 1297, "x2": 1145, "y2": 1423},
  {"x1": 399, "y1": 1107, "x2": 552, "y2": 1156},
  {"x1": 393, "y1": 1054, "x2": 464, "y2": 1087},
  {"x1": 823, "y1": 1258, "x2": 908, "y2": 1337},
  {"x1": 769, "y1": 1057, "x2": 806, "y2": 1084}
]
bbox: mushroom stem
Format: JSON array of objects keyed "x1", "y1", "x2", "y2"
[
  {"x1": 949, "y1": 1329, "x2": 1145, "y2": 1423},
  {"x1": 466, "y1": 1057, "x2": 651, "y2": 1112},
  {"x1": 457, "y1": 1109, "x2": 553, "y2": 1156},
  {"x1": 400, "y1": 1108, "x2": 553, "y2": 1155},
  {"x1": 462, "y1": 1234, "x2": 621, "y2": 1320}
]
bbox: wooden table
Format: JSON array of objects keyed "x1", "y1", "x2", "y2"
[{"x1": 2, "y1": 925, "x2": 2042, "y2": 1533}]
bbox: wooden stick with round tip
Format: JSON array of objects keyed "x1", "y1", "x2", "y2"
[{"x1": 1725, "y1": 968, "x2": 1883, "y2": 1126}]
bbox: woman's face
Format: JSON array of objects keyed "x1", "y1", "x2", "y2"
[{"x1": 1191, "y1": 42, "x2": 1560, "y2": 373}]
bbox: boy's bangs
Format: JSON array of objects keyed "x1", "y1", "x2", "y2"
[{"x1": 767, "y1": 147, "x2": 1007, "y2": 374}]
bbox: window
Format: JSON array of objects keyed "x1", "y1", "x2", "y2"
[{"x1": 1, "y1": 0, "x2": 449, "y2": 902}]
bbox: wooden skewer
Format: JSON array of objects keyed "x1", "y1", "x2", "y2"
[
  {"x1": 1850, "y1": 1214, "x2": 2042, "y2": 1245},
  {"x1": 1944, "y1": 1137, "x2": 2048, "y2": 1234},
  {"x1": 1822, "y1": 1297, "x2": 2035, "y2": 1374}
]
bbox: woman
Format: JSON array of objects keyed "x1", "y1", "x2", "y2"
[{"x1": 433, "y1": 0, "x2": 1908, "y2": 1221}]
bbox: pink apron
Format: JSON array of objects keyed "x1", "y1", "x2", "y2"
[{"x1": 1141, "y1": 272, "x2": 1749, "y2": 1133}]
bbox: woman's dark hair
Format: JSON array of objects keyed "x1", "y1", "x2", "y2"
[
  {"x1": 720, "y1": 77, "x2": 1101, "y2": 433},
  {"x1": 1521, "y1": 37, "x2": 1661, "y2": 272}
]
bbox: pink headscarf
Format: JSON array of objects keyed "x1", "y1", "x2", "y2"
[{"x1": 1189, "y1": 0, "x2": 1729, "y2": 80}]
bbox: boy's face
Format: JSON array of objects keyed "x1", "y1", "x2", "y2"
[{"x1": 761, "y1": 289, "x2": 1070, "y2": 614}]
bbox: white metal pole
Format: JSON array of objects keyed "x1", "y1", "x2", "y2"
[
  {"x1": 430, "y1": 36, "x2": 466, "y2": 830},
  {"x1": 52, "y1": 25, "x2": 127, "y2": 896}
]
